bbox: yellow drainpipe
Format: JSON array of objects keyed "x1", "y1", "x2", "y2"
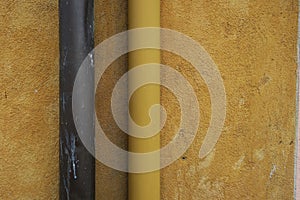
[{"x1": 128, "y1": 0, "x2": 160, "y2": 200}]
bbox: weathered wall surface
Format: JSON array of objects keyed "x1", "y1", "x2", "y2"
[
  {"x1": 0, "y1": 1, "x2": 59, "y2": 199},
  {"x1": 160, "y1": 1, "x2": 298, "y2": 199},
  {"x1": 0, "y1": 0, "x2": 298, "y2": 199},
  {"x1": 94, "y1": 1, "x2": 128, "y2": 199}
]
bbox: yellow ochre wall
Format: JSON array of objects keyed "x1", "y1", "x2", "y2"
[{"x1": 0, "y1": 0, "x2": 298, "y2": 199}]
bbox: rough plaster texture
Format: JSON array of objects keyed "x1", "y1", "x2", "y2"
[
  {"x1": 160, "y1": 0, "x2": 298, "y2": 199},
  {"x1": 94, "y1": 1, "x2": 128, "y2": 199},
  {"x1": 0, "y1": 0, "x2": 298, "y2": 199},
  {"x1": 0, "y1": 1, "x2": 59, "y2": 199}
]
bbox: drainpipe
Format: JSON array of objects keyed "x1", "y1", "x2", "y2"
[
  {"x1": 128, "y1": 1, "x2": 160, "y2": 200},
  {"x1": 59, "y1": 0, "x2": 95, "y2": 199}
]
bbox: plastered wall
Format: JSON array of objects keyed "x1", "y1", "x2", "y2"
[
  {"x1": 0, "y1": 1, "x2": 59, "y2": 199},
  {"x1": 0, "y1": 0, "x2": 298, "y2": 199}
]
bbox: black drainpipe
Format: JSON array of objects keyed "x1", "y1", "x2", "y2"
[{"x1": 59, "y1": 0, "x2": 95, "y2": 199}]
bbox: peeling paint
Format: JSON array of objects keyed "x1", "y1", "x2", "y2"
[
  {"x1": 198, "y1": 150, "x2": 215, "y2": 170},
  {"x1": 270, "y1": 164, "x2": 277, "y2": 179},
  {"x1": 233, "y1": 155, "x2": 245, "y2": 170},
  {"x1": 254, "y1": 148, "x2": 265, "y2": 161}
]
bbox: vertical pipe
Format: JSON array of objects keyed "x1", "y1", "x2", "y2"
[
  {"x1": 128, "y1": 1, "x2": 160, "y2": 200},
  {"x1": 59, "y1": 0, "x2": 95, "y2": 199}
]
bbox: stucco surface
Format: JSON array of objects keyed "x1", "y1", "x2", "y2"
[
  {"x1": 0, "y1": 1, "x2": 59, "y2": 199},
  {"x1": 94, "y1": 1, "x2": 128, "y2": 199},
  {"x1": 160, "y1": 0, "x2": 298, "y2": 199},
  {"x1": 0, "y1": 0, "x2": 298, "y2": 199}
]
